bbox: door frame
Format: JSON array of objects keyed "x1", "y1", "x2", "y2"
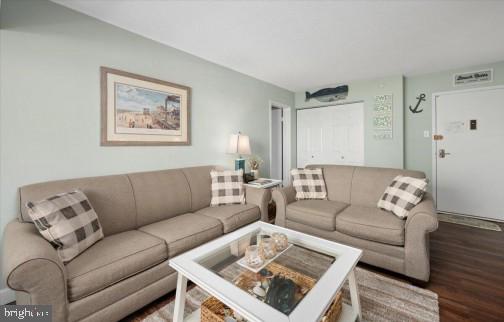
[
  {"x1": 269, "y1": 100, "x2": 291, "y2": 186},
  {"x1": 431, "y1": 85, "x2": 504, "y2": 209}
]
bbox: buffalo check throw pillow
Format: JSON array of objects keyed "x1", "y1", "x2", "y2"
[
  {"x1": 210, "y1": 169, "x2": 245, "y2": 206},
  {"x1": 378, "y1": 175, "x2": 428, "y2": 218},
  {"x1": 26, "y1": 190, "x2": 104, "y2": 263},
  {"x1": 291, "y1": 168, "x2": 327, "y2": 200}
]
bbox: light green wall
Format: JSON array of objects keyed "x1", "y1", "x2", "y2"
[
  {"x1": 2, "y1": 0, "x2": 503, "y2": 295},
  {"x1": 295, "y1": 76, "x2": 404, "y2": 168},
  {"x1": 295, "y1": 61, "x2": 504, "y2": 179},
  {"x1": 0, "y1": 0, "x2": 293, "y2": 290},
  {"x1": 404, "y1": 61, "x2": 504, "y2": 180}
]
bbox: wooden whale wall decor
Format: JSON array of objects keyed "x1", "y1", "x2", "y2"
[{"x1": 305, "y1": 85, "x2": 349, "y2": 102}]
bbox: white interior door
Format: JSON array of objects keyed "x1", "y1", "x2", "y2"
[
  {"x1": 434, "y1": 87, "x2": 504, "y2": 221},
  {"x1": 297, "y1": 102, "x2": 364, "y2": 168},
  {"x1": 271, "y1": 108, "x2": 283, "y2": 180}
]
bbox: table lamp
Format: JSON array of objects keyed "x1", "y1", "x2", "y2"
[{"x1": 227, "y1": 132, "x2": 251, "y2": 171}]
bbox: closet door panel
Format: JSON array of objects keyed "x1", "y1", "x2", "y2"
[{"x1": 297, "y1": 103, "x2": 364, "y2": 167}]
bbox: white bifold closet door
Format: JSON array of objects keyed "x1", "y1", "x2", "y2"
[{"x1": 297, "y1": 102, "x2": 364, "y2": 168}]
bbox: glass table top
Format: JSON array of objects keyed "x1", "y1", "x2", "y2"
[{"x1": 195, "y1": 228, "x2": 336, "y2": 316}]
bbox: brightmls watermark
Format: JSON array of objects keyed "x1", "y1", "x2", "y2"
[{"x1": 1, "y1": 305, "x2": 51, "y2": 321}]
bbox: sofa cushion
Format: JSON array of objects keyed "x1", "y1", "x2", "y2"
[
  {"x1": 286, "y1": 200, "x2": 349, "y2": 231},
  {"x1": 196, "y1": 204, "x2": 260, "y2": 233},
  {"x1": 138, "y1": 213, "x2": 223, "y2": 257},
  {"x1": 66, "y1": 230, "x2": 167, "y2": 302},
  {"x1": 128, "y1": 169, "x2": 192, "y2": 227},
  {"x1": 336, "y1": 205, "x2": 405, "y2": 246},
  {"x1": 19, "y1": 174, "x2": 137, "y2": 236},
  {"x1": 307, "y1": 165, "x2": 355, "y2": 203},
  {"x1": 182, "y1": 166, "x2": 216, "y2": 212},
  {"x1": 351, "y1": 167, "x2": 426, "y2": 208}
]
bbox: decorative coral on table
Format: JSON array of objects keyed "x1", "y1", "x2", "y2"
[{"x1": 248, "y1": 155, "x2": 263, "y2": 178}]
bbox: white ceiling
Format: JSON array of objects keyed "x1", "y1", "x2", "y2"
[{"x1": 53, "y1": 0, "x2": 504, "y2": 92}]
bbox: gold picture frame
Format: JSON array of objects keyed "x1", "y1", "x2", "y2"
[{"x1": 101, "y1": 67, "x2": 191, "y2": 146}]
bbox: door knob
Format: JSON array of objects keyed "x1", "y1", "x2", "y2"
[{"x1": 439, "y1": 149, "x2": 451, "y2": 158}]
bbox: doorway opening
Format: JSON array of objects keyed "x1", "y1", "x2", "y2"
[{"x1": 269, "y1": 101, "x2": 291, "y2": 186}]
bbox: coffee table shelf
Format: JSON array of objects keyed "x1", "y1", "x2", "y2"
[{"x1": 184, "y1": 304, "x2": 357, "y2": 322}]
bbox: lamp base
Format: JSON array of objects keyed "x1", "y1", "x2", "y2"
[{"x1": 235, "y1": 158, "x2": 245, "y2": 171}]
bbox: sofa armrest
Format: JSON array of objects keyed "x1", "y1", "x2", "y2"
[
  {"x1": 405, "y1": 193, "x2": 438, "y2": 232},
  {"x1": 2, "y1": 220, "x2": 68, "y2": 322},
  {"x1": 271, "y1": 185, "x2": 296, "y2": 227},
  {"x1": 404, "y1": 193, "x2": 438, "y2": 281},
  {"x1": 245, "y1": 186, "x2": 271, "y2": 222}
]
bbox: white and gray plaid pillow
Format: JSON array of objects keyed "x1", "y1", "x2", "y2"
[
  {"x1": 378, "y1": 175, "x2": 428, "y2": 218},
  {"x1": 210, "y1": 169, "x2": 245, "y2": 206},
  {"x1": 26, "y1": 190, "x2": 104, "y2": 263},
  {"x1": 291, "y1": 168, "x2": 327, "y2": 200}
]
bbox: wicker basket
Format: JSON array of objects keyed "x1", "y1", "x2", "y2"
[
  {"x1": 266, "y1": 262, "x2": 316, "y2": 291},
  {"x1": 201, "y1": 262, "x2": 343, "y2": 322},
  {"x1": 201, "y1": 293, "x2": 342, "y2": 322},
  {"x1": 321, "y1": 292, "x2": 343, "y2": 322},
  {"x1": 201, "y1": 296, "x2": 231, "y2": 322},
  {"x1": 233, "y1": 261, "x2": 316, "y2": 296}
]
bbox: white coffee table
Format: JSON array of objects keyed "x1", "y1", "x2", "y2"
[{"x1": 169, "y1": 221, "x2": 362, "y2": 322}]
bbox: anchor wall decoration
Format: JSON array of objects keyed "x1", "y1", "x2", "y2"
[{"x1": 409, "y1": 93, "x2": 426, "y2": 114}]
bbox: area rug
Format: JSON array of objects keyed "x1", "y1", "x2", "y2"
[
  {"x1": 139, "y1": 267, "x2": 439, "y2": 322},
  {"x1": 438, "y1": 213, "x2": 502, "y2": 231}
]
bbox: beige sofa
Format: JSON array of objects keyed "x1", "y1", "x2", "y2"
[
  {"x1": 2, "y1": 165, "x2": 269, "y2": 322},
  {"x1": 272, "y1": 165, "x2": 438, "y2": 282}
]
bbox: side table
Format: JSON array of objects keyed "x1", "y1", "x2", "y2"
[{"x1": 244, "y1": 178, "x2": 283, "y2": 223}]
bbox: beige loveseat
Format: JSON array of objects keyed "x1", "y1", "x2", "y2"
[
  {"x1": 273, "y1": 165, "x2": 438, "y2": 282},
  {"x1": 2, "y1": 166, "x2": 269, "y2": 322}
]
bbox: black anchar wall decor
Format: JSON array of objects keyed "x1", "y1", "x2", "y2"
[
  {"x1": 305, "y1": 85, "x2": 349, "y2": 102},
  {"x1": 409, "y1": 93, "x2": 426, "y2": 114}
]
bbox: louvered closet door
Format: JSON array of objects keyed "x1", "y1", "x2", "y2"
[{"x1": 297, "y1": 102, "x2": 364, "y2": 168}]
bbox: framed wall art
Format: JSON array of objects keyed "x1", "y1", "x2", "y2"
[
  {"x1": 101, "y1": 67, "x2": 191, "y2": 146},
  {"x1": 373, "y1": 94, "x2": 393, "y2": 140}
]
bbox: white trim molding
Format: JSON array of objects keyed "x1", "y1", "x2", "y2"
[{"x1": 269, "y1": 100, "x2": 292, "y2": 186}]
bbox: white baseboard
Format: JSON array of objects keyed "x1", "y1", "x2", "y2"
[{"x1": 0, "y1": 287, "x2": 15, "y2": 304}]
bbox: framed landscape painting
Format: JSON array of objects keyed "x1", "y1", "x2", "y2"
[{"x1": 101, "y1": 67, "x2": 191, "y2": 145}]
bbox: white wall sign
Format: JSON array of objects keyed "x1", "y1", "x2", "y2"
[
  {"x1": 373, "y1": 94, "x2": 393, "y2": 140},
  {"x1": 453, "y1": 69, "x2": 493, "y2": 86}
]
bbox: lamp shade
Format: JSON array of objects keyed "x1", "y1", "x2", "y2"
[{"x1": 227, "y1": 133, "x2": 251, "y2": 155}]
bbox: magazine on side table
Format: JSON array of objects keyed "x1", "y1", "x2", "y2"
[{"x1": 245, "y1": 178, "x2": 282, "y2": 189}]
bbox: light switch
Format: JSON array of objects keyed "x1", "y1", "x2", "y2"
[{"x1": 423, "y1": 130, "x2": 430, "y2": 138}]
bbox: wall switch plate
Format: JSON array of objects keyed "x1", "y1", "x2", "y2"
[{"x1": 423, "y1": 130, "x2": 430, "y2": 138}]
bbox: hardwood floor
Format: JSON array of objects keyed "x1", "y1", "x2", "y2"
[
  {"x1": 428, "y1": 221, "x2": 504, "y2": 321},
  {"x1": 122, "y1": 221, "x2": 504, "y2": 321},
  {"x1": 360, "y1": 220, "x2": 504, "y2": 322}
]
